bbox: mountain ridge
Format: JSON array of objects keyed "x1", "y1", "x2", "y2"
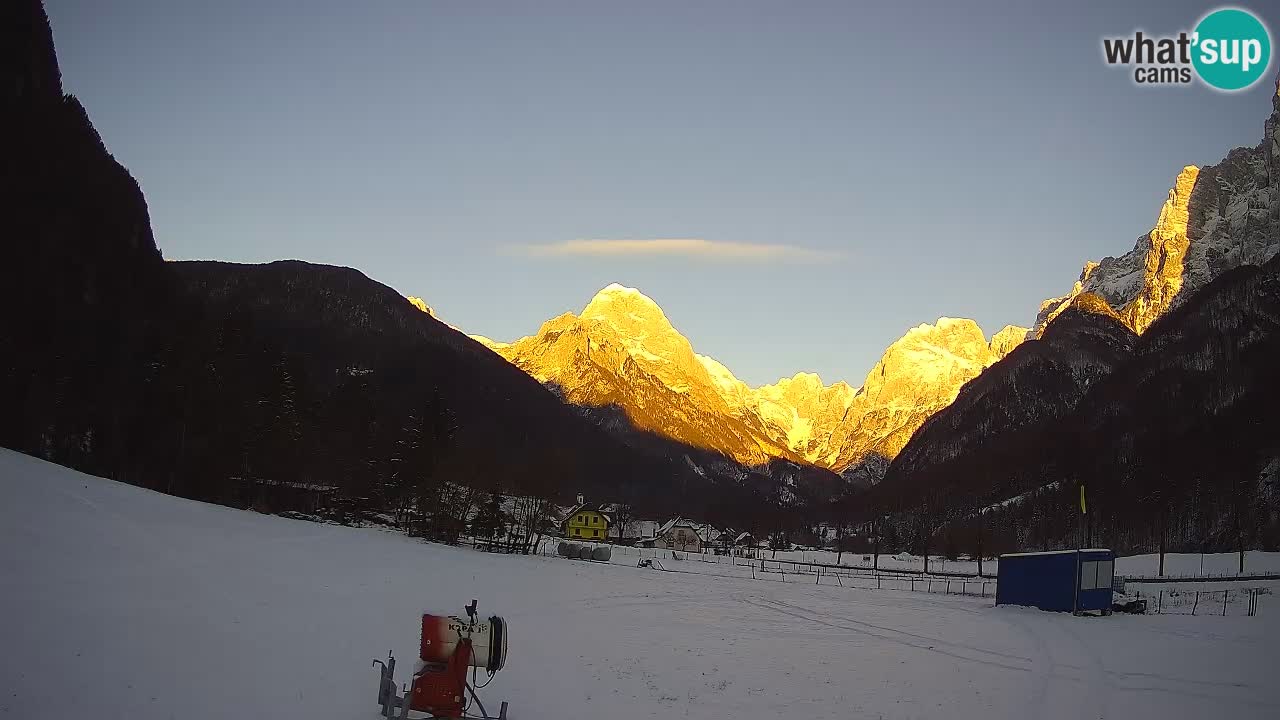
[{"x1": 469, "y1": 284, "x2": 1028, "y2": 473}]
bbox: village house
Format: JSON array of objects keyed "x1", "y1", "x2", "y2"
[
  {"x1": 562, "y1": 502, "x2": 611, "y2": 540},
  {"x1": 653, "y1": 517, "x2": 703, "y2": 552}
]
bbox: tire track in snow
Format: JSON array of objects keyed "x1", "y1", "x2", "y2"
[
  {"x1": 762, "y1": 596, "x2": 1030, "y2": 663},
  {"x1": 737, "y1": 596, "x2": 1033, "y2": 674},
  {"x1": 995, "y1": 611, "x2": 1109, "y2": 720}
]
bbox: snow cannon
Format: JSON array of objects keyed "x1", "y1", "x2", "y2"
[
  {"x1": 372, "y1": 600, "x2": 509, "y2": 719},
  {"x1": 419, "y1": 611, "x2": 507, "y2": 673}
]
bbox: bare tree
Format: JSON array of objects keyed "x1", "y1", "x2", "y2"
[
  {"x1": 611, "y1": 503, "x2": 635, "y2": 543},
  {"x1": 510, "y1": 494, "x2": 552, "y2": 554}
]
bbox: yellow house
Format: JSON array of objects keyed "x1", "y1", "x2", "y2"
[{"x1": 564, "y1": 504, "x2": 610, "y2": 540}]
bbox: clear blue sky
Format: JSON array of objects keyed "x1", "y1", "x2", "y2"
[{"x1": 46, "y1": 0, "x2": 1277, "y2": 387}]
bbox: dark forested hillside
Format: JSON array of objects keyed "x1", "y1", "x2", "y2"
[
  {"x1": 882, "y1": 298, "x2": 1136, "y2": 507},
  {"x1": 1071, "y1": 257, "x2": 1280, "y2": 553},
  {"x1": 0, "y1": 1, "x2": 789, "y2": 537},
  {"x1": 1, "y1": 0, "x2": 168, "y2": 482},
  {"x1": 156, "y1": 259, "x2": 718, "y2": 516}
]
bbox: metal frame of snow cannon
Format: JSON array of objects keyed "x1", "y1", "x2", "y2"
[{"x1": 372, "y1": 600, "x2": 509, "y2": 720}]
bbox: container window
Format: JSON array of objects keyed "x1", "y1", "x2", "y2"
[
  {"x1": 1080, "y1": 560, "x2": 1099, "y2": 590},
  {"x1": 1096, "y1": 559, "x2": 1113, "y2": 590}
]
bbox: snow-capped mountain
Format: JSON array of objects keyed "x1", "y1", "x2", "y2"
[
  {"x1": 448, "y1": 81, "x2": 1280, "y2": 480},
  {"x1": 819, "y1": 318, "x2": 1029, "y2": 473},
  {"x1": 473, "y1": 285, "x2": 1027, "y2": 472},
  {"x1": 1037, "y1": 79, "x2": 1280, "y2": 336},
  {"x1": 471, "y1": 284, "x2": 803, "y2": 467}
]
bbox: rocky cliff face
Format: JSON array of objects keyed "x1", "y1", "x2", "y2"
[
  {"x1": 989, "y1": 324, "x2": 1031, "y2": 359},
  {"x1": 1037, "y1": 79, "x2": 1280, "y2": 336},
  {"x1": 475, "y1": 287, "x2": 1027, "y2": 473}
]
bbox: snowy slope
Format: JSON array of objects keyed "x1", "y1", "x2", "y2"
[{"x1": 2, "y1": 449, "x2": 1278, "y2": 720}]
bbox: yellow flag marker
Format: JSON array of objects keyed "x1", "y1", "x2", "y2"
[{"x1": 1079, "y1": 484, "x2": 1087, "y2": 515}]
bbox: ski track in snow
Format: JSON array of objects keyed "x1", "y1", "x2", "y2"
[{"x1": 1, "y1": 448, "x2": 1277, "y2": 720}]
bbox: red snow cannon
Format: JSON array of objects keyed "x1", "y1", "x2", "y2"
[{"x1": 373, "y1": 600, "x2": 509, "y2": 719}]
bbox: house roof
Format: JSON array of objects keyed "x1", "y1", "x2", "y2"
[
  {"x1": 563, "y1": 503, "x2": 612, "y2": 525},
  {"x1": 657, "y1": 517, "x2": 698, "y2": 536}
]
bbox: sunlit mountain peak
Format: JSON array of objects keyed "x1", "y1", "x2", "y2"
[
  {"x1": 406, "y1": 296, "x2": 433, "y2": 316},
  {"x1": 469, "y1": 283, "x2": 1025, "y2": 471},
  {"x1": 581, "y1": 283, "x2": 672, "y2": 327}
]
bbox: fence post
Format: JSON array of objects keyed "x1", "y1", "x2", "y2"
[
  {"x1": 877, "y1": 575, "x2": 881, "y2": 590},
  {"x1": 816, "y1": 567, "x2": 821, "y2": 585},
  {"x1": 1223, "y1": 590, "x2": 1229, "y2": 617},
  {"x1": 1192, "y1": 591, "x2": 1199, "y2": 616},
  {"x1": 1158, "y1": 590, "x2": 1163, "y2": 614}
]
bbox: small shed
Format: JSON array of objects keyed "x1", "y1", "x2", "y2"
[{"x1": 996, "y1": 549, "x2": 1115, "y2": 614}]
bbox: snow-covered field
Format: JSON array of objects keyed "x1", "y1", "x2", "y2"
[{"x1": 2, "y1": 448, "x2": 1278, "y2": 720}]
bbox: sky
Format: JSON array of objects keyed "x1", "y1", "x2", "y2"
[{"x1": 45, "y1": 0, "x2": 1278, "y2": 387}]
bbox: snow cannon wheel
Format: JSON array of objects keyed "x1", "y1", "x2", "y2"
[
  {"x1": 557, "y1": 542, "x2": 571, "y2": 557},
  {"x1": 565, "y1": 543, "x2": 581, "y2": 558},
  {"x1": 592, "y1": 546, "x2": 611, "y2": 562},
  {"x1": 577, "y1": 545, "x2": 593, "y2": 560}
]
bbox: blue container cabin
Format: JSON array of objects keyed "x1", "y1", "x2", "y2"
[{"x1": 996, "y1": 549, "x2": 1115, "y2": 614}]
